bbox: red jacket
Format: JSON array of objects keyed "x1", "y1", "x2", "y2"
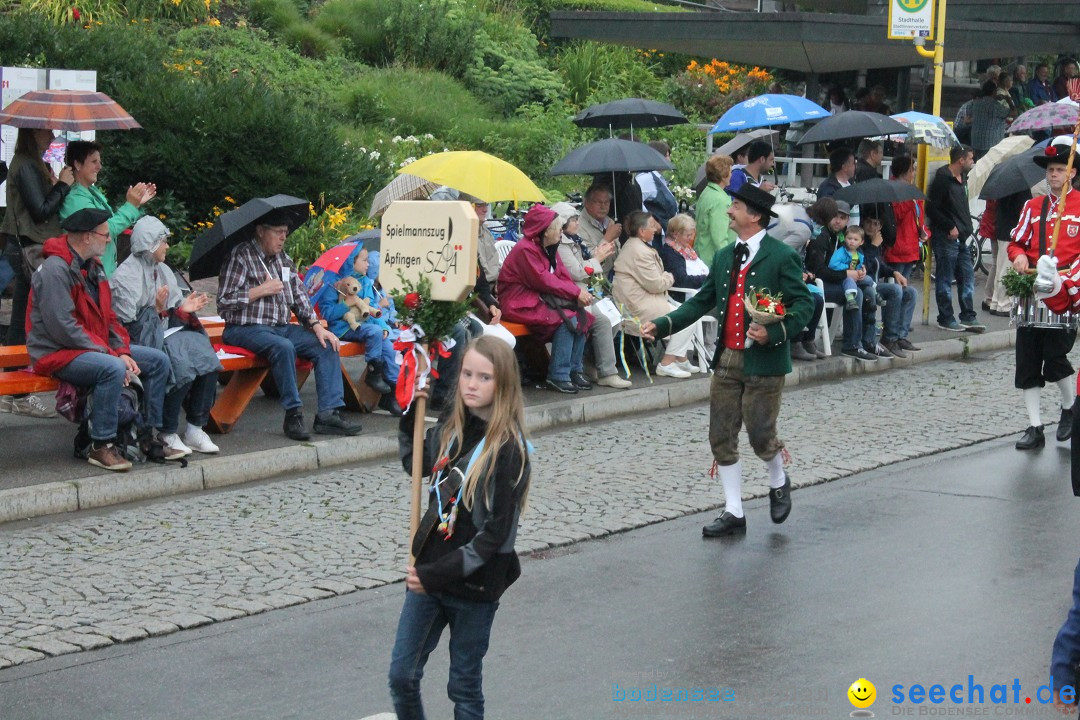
[
  {"x1": 26, "y1": 236, "x2": 131, "y2": 376},
  {"x1": 498, "y1": 238, "x2": 593, "y2": 343},
  {"x1": 1008, "y1": 187, "x2": 1080, "y2": 267},
  {"x1": 886, "y1": 199, "x2": 928, "y2": 265}
]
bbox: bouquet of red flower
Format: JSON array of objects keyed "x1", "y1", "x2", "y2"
[
  {"x1": 584, "y1": 266, "x2": 611, "y2": 299},
  {"x1": 742, "y1": 287, "x2": 786, "y2": 325}
]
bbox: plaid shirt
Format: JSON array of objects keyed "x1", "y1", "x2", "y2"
[{"x1": 217, "y1": 239, "x2": 317, "y2": 327}]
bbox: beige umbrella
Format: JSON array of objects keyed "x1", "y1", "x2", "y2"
[
  {"x1": 967, "y1": 135, "x2": 1034, "y2": 200},
  {"x1": 368, "y1": 173, "x2": 439, "y2": 217}
]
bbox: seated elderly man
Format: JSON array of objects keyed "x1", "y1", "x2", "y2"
[
  {"x1": 218, "y1": 210, "x2": 362, "y2": 441},
  {"x1": 26, "y1": 208, "x2": 183, "y2": 471}
]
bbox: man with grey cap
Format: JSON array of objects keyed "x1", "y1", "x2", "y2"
[
  {"x1": 111, "y1": 216, "x2": 222, "y2": 455},
  {"x1": 26, "y1": 208, "x2": 183, "y2": 471}
]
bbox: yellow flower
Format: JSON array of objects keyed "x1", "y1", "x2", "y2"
[
  {"x1": 158, "y1": 214, "x2": 167, "y2": 220},
  {"x1": 208, "y1": 17, "x2": 221, "y2": 26},
  {"x1": 224, "y1": 195, "x2": 236, "y2": 205},
  {"x1": 319, "y1": 243, "x2": 326, "y2": 251}
]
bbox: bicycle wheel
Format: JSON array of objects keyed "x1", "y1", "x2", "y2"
[{"x1": 977, "y1": 235, "x2": 993, "y2": 276}]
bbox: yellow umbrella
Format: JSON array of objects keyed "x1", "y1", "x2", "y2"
[{"x1": 396, "y1": 151, "x2": 546, "y2": 205}]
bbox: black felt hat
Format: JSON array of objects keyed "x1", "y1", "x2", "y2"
[
  {"x1": 727, "y1": 183, "x2": 779, "y2": 218},
  {"x1": 1034, "y1": 140, "x2": 1080, "y2": 169},
  {"x1": 61, "y1": 208, "x2": 112, "y2": 233}
]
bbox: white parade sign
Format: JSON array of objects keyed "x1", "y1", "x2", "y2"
[
  {"x1": 379, "y1": 200, "x2": 479, "y2": 302},
  {"x1": 887, "y1": 0, "x2": 935, "y2": 40}
]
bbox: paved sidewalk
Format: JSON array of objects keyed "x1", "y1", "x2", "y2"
[{"x1": 0, "y1": 344, "x2": 1070, "y2": 669}]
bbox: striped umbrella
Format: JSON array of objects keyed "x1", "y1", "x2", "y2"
[
  {"x1": 368, "y1": 173, "x2": 440, "y2": 217},
  {"x1": 0, "y1": 90, "x2": 141, "y2": 131}
]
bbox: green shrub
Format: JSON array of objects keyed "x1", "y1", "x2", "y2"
[
  {"x1": 463, "y1": 11, "x2": 565, "y2": 115},
  {"x1": 381, "y1": 0, "x2": 479, "y2": 77},
  {"x1": 348, "y1": 67, "x2": 501, "y2": 136},
  {"x1": 247, "y1": 0, "x2": 302, "y2": 33},
  {"x1": 280, "y1": 20, "x2": 341, "y2": 58},
  {"x1": 311, "y1": 0, "x2": 388, "y2": 64},
  {"x1": 555, "y1": 41, "x2": 663, "y2": 107}
]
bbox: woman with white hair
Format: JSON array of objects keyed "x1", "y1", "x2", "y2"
[{"x1": 110, "y1": 216, "x2": 222, "y2": 455}]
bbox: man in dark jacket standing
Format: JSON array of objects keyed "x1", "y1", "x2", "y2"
[
  {"x1": 926, "y1": 145, "x2": 984, "y2": 332},
  {"x1": 641, "y1": 185, "x2": 812, "y2": 538},
  {"x1": 817, "y1": 148, "x2": 856, "y2": 199}
]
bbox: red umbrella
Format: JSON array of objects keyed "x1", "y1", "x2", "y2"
[
  {"x1": 302, "y1": 241, "x2": 362, "y2": 303},
  {"x1": 0, "y1": 90, "x2": 141, "y2": 131}
]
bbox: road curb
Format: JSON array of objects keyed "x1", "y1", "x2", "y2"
[{"x1": 0, "y1": 329, "x2": 1016, "y2": 524}]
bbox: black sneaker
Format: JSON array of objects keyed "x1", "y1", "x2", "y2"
[
  {"x1": 378, "y1": 393, "x2": 404, "y2": 417},
  {"x1": 313, "y1": 409, "x2": 363, "y2": 436},
  {"x1": 283, "y1": 410, "x2": 310, "y2": 441},
  {"x1": 960, "y1": 321, "x2": 986, "y2": 333},
  {"x1": 1058, "y1": 407, "x2": 1074, "y2": 442},
  {"x1": 569, "y1": 372, "x2": 593, "y2": 390},
  {"x1": 702, "y1": 511, "x2": 746, "y2": 537},
  {"x1": 364, "y1": 360, "x2": 392, "y2": 395},
  {"x1": 545, "y1": 378, "x2": 577, "y2": 394},
  {"x1": 897, "y1": 338, "x2": 921, "y2": 352},
  {"x1": 1015, "y1": 425, "x2": 1045, "y2": 451},
  {"x1": 842, "y1": 348, "x2": 878, "y2": 362}
]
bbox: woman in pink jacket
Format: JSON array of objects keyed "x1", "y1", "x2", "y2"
[{"x1": 498, "y1": 205, "x2": 594, "y2": 394}]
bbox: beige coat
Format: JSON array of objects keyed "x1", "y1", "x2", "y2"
[{"x1": 613, "y1": 237, "x2": 674, "y2": 335}]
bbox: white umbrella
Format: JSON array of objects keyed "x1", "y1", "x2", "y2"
[{"x1": 967, "y1": 135, "x2": 1034, "y2": 200}]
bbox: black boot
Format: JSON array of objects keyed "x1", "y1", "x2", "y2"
[
  {"x1": 378, "y1": 393, "x2": 403, "y2": 417},
  {"x1": 1016, "y1": 425, "x2": 1045, "y2": 450},
  {"x1": 1058, "y1": 406, "x2": 1074, "y2": 442},
  {"x1": 364, "y1": 359, "x2": 392, "y2": 395}
]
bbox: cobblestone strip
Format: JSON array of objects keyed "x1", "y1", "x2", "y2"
[{"x1": 0, "y1": 350, "x2": 1060, "y2": 667}]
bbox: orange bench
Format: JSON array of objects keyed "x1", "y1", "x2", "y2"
[{"x1": 0, "y1": 326, "x2": 380, "y2": 435}]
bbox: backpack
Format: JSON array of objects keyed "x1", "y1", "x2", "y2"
[{"x1": 72, "y1": 376, "x2": 172, "y2": 465}]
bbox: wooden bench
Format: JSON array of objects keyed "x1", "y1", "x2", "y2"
[{"x1": 0, "y1": 326, "x2": 381, "y2": 435}]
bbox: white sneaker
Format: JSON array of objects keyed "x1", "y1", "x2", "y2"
[
  {"x1": 675, "y1": 360, "x2": 701, "y2": 374},
  {"x1": 596, "y1": 374, "x2": 632, "y2": 389},
  {"x1": 655, "y1": 362, "x2": 691, "y2": 378},
  {"x1": 8, "y1": 395, "x2": 57, "y2": 418},
  {"x1": 158, "y1": 432, "x2": 192, "y2": 457},
  {"x1": 183, "y1": 425, "x2": 220, "y2": 454}
]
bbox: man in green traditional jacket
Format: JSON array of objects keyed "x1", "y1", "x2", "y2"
[{"x1": 642, "y1": 185, "x2": 812, "y2": 538}]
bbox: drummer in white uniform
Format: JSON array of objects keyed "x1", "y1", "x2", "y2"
[{"x1": 1007, "y1": 139, "x2": 1080, "y2": 450}]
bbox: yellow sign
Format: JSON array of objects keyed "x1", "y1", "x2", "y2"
[
  {"x1": 887, "y1": 0, "x2": 934, "y2": 40},
  {"x1": 379, "y1": 200, "x2": 479, "y2": 302}
]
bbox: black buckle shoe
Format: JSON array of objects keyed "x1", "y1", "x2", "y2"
[
  {"x1": 283, "y1": 410, "x2": 310, "y2": 441},
  {"x1": 313, "y1": 409, "x2": 363, "y2": 436},
  {"x1": 378, "y1": 393, "x2": 404, "y2": 417},
  {"x1": 769, "y1": 474, "x2": 792, "y2": 524},
  {"x1": 545, "y1": 378, "x2": 578, "y2": 394},
  {"x1": 702, "y1": 511, "x2": 746, "y2": 537},
  {"x1": 570, "y1": 372, "x2": 593, "y2": 390},
  {"x1": 1058, "y1": 407, "x2": 1074, "y2": 442},
  {"x1": 1015, "y1": 425, "x2": 1045, "y2": 450}
]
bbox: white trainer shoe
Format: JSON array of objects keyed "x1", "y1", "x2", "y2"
[
  {"x1": 158, "y1": 432, "x2": 192, "y2": 457},
  {"x1": 675, "y1": 360, "x2": 701, "y2": 374},
  {"x1": 655, "y1": 362, "x2": 691, "y2": 378},
  {"x1": 595, "y1": 374, "x2": 632, "y2": 389},
  {"x1": 183, "y1": 425, "x2": 220, "y2": 454}
]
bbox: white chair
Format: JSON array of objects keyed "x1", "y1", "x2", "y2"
[
  {"x1": 814, "y1": 278, "x2": 838, "y2": 356},
  {"x1": 669, "y1": 286, "x2": 715, "y2": 372},
  {"x1": 494, "y1": 239, "x2": 516, "y2": 265}
]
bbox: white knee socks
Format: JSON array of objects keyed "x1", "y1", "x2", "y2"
[
  {"x1": 718, "y1": 461, "x2": 743, "y2": 518},
  {"x1": 766, "y1": 453, "x2": 786, "y2": 488},
  {"x1": 1024, "y1": 387, "x2": 1042, "y2": 427},
  {"x1": 1058, "y1": 377, "x2": 1075, "y2": 410}
]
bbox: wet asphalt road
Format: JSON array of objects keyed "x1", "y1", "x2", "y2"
[{"x1": 1, "y1": 435, "x2": 1077, "y2": 720}]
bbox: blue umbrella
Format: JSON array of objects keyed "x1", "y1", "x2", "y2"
[{"x1": 709, "y1": 94, "x2": 828, "y2": 133}]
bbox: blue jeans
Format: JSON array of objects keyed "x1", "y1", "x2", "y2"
[
  {"x1": 548, "y1": 317, "x2": 586, "y2": 382},
  {"x1": 161, "y1": 372, "x2": 218, "y2": 434},
  {"x1": 388, "y1": 589, "x2": 499, "y2": 720},
  {"x1": 341, "y1": 324, "x2": 399, "y2": 383},
  {"x1": 931, "y1": 235, "x2": 976, "y2": 324},
  {"x1": 0, "y1": 252, "x2": 13, "y2": 298},
  {"x1": 841, "y1": 275, "x2": 878, "y2": 304},
  {"x1": 821, "y1": 280, "x2": 876, "y2": 351},
  {"x1": 54, "y1": 345, "x2": 169, "y2": 441},
  {"x1": 893, "y1": 261, "x2": 918, "y2": 282},
  {"x1": 222, "y1": 323, "x2": 344, "y2": 413},
  {"x1": 877, "y1": 282, "x2": 917, "y2": 343}
]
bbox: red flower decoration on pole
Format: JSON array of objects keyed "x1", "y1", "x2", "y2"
[{"x1": 403, "y1": 292, "x2": 421, "y2": 310}]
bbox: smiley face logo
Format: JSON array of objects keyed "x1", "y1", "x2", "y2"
[{"x1": 848, "y1": 678, "x2": 876, "y2": 709}]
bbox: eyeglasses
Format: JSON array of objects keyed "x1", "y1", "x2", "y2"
[{"x1": 88, "y1": 230, "x2": 110, "y2": 240}]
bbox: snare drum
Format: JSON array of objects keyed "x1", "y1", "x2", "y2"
[{"x1": 1011, "y1": 295, "x2": 1079, "y2": 329}]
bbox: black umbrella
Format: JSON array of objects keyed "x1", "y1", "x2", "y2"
[
  {"x1": 188, "y1": 194, "x2": 309, "y2": 280},
  {"x1": 833, "y1": 178, "x2": 925, "y2": 205},
  {"x1": 797, "y1": 110, "x2": 908, "y2": 146},
  {"x1": 573, "y1": 98, "x2": 688, "y2": 132},
  {"x1": 549, "y1": 139, "x2": 673, "y2": 176},
  {"x1": 978, "y1": 148, "x2": 1045, "y2": 200}
]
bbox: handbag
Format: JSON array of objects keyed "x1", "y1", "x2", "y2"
[{"x1": 540, "y1": 293, "x2": 587, "y2": 335}]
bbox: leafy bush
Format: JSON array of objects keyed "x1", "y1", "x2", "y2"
[
  {"x1": 381, "y1": 0, "x2": 479, "y2": 77},
  {"x1": 311, "y1": 0, "x2": 388, "y2": 64},
  {"x1": 348, "y1": 68, "x2": 500, "y2": 137},
  {"x1": 13, "y1": 0, "x2": 221, "y2": 24},
  {"x1": 463, "y1": 11, "x2": 565, "y2": 115},
  {"x1": 667, "y1": 59, "x2": 774, "y2": 122},
  {"x1": 555, "y1": 42, "x2": 663, "y2": 107}
]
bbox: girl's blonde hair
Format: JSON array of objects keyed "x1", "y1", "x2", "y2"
[{"x1": 436, "y1": 335, "x2": 530, "y2": 512}]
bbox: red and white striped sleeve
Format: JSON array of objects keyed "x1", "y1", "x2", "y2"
[{"x1": 1043, "y1": 260, "x2": 1080, "y2": 314}]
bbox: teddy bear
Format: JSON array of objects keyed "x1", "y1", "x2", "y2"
[{"x1": 333, "y1": 276, "x2": 380, "y2": 331}]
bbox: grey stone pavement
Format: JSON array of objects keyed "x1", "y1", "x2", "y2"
[{"x1": 0, "y1": 342, "x2": 1073, "y2": 670}]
